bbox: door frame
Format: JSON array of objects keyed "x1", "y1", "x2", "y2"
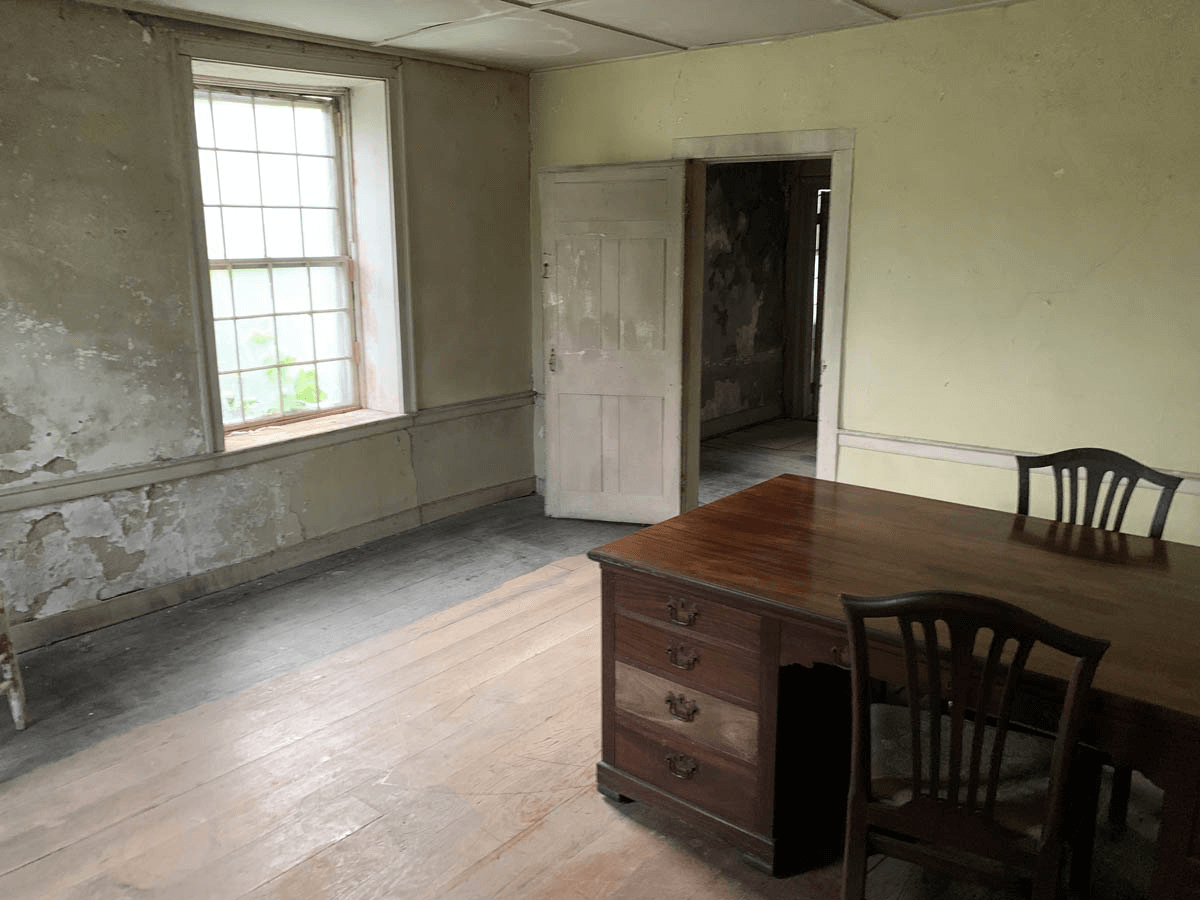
[{"x1": 672, "y1": 129, "x2": 855, "y2": 485}]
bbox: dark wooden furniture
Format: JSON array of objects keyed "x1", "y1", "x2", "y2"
[
  {"x1": 1016, "y1": 446, "x2": 1184, "y2": 831},
  {"x1": 841, "y1": 590, "x2": 1108, "y2": 900},
  {"x1": 589, "y1": 474, "x2": 1200, "y2": 899},
  {"x1": 1017, "y1": 447, "x2": 1182, "y2": 540}
]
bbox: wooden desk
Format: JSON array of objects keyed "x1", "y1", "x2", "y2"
[{"x1": 588, "y1": 474, "x2": 1200, "y2": 898}]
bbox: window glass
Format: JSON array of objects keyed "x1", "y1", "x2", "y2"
[{"x1": 195, "y1": 85, "x2": 358, "y2": 428}]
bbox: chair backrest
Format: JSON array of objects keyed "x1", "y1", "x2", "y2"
[
  {"x1": 842, "y1": 590, "x2": 1108, "y2": 849},
  {"x1": 1016, "y1": 447, "x2": 1182, "y2": 540}
]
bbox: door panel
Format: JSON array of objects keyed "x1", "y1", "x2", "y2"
[{"x1": 541, "y1": 163, "x2": 687, "y2": 523}]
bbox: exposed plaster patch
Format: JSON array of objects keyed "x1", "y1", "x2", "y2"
[
  {"x1": 734, "y1": 296, "x2": 764, "y2": 358},
  {"x1": 26, "y1": 511, "x2": 67, "y2": 544},
  {"x1": 30, "y1": 579, "x2": 77, "y2": 619},
  {"x1": 703, "y1": 380, "x2": 747, "y2": 420},
  {"x1": 41, "y1": 456, "x2": 77, "y2": 474},
  {"x1": 81, "y1": 537, "x2": 146, "y2": 582},
  {"x1": 0, "y1": 302, "x2": 206, "y2": 485}
]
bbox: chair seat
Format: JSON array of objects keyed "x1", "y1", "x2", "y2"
[{"x1": 869, "y1": 703, "x2": 1053, "y2": 842}]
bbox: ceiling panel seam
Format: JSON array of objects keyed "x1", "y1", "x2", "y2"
[{"x1": 537, "y1": 7, "x2": 687, "y2": 50}]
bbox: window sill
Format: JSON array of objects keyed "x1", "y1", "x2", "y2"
[{"x1": 224, "y1": 408, "x2": 406, "y2": 452}]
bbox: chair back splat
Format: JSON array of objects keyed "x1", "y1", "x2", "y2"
[
  {"x1": 1016, "y1": 447, "x2": 1182, "y2": 539},
  {"x1": 840, "y1": 590, "x2": 1108, "y2": 900}
]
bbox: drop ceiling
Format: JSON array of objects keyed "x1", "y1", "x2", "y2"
[{"x1": 105, "y1": 0, "x2": 1025, "y2": 72}]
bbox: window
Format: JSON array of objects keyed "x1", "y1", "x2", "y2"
[
  {"x1": 184, "y1": 51, "x2": 410, "y2": 450},
  {"x1": 194, "y1": 84, "x2": 359, "y2": 429}
]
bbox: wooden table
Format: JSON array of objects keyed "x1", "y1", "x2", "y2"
[{"x1": 588, "y1": 474, "x2": 1200, "y2": 898}]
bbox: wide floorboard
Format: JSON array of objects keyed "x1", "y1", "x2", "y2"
[{"x1": 0, "y1": 557, "x2": 1156, "y2": 899}]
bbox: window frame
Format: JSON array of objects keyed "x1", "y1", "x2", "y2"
[
  {"x1": 194, "y1": 79, "x2": 363, "y2": 431},
  {"x1": 174, "y1": 37, "x2": 414, "y2": 453}
]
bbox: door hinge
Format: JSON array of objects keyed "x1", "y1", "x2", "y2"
[{"x1": 548, "y1": 347, "x2": 557, "y2": 373}]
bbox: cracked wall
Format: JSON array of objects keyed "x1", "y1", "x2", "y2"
[
  {"x1": 0, "y1": 430, "x2": 419, "y2": 626},
  {"x1": 0, "y1": 0, "x2": 535, "y2": 634},
  {"x1": 1, "y1": 0, "x2": 206, "y2": 489}
]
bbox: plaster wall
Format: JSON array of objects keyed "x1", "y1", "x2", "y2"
[
  {"x1": 403, "y1": 60, "x2": 531, "y2": 409},
  {"x1": 0, "y1": 0, "x2": 534, "y2": 640},
  {"x1": 0, "y1": 0, "x2": 206, "y2": 486},
  {"x1": 700, "y1": 164, "x2": 789, "y2": 430},
  {"x1": 530, "y1": 0, "x2": 1200, "y2": 544}
]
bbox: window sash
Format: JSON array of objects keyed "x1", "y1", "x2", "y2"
[{"x1": 194, "y1": 84, "x2": 360, "y2": 430}]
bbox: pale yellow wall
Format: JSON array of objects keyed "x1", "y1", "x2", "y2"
[{"x1": 531, "y1": 0, "x2": 1200, "y2": 542}]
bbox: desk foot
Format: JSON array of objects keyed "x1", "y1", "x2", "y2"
[
  {"x1": 598, "y1": 783, "x2": 634, "y2": 804},
  {"x1": 742, "y1": 852, "x2": 775, "y2": 875}
]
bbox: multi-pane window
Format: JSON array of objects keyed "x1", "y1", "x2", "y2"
[{"x1": 193, "y1": 85, "x2": 358, "y2": 428}]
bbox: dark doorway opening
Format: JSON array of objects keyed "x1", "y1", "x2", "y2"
[{"x1": 698, "y1": 159, "x2": 830, "y2": 504}]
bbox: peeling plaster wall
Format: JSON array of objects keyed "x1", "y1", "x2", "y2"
[
  {"x1": 531, "y1": 0, "x2": 1200, "y2": 545},
  {"x1": 0, "y1": 0, "x2": 206, "y2": 488},
  {"x1": 0, "y1": 431, "x2": 418, "y2": 625},
  {"x1": 0, "y1": 0, "x2": 535, "y2": 636},
  {"x1": 700, "y1": 163, "x2": 790, "y2": 429}
]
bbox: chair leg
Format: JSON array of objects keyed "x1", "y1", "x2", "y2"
[
  {"x1": 1031, "y1": 844, "x2": 1064, "y2": 900},
  {"x1": 842, "y1": 802, "x2": 869, "y2": 900},
  {"x1": 6, "y1": 667, "x2": 27, "y2": 731},
  {"x1": 1069, "y1": 748, "x2": 1102, "y2": 897},
  {"x1": 0, "y1": 628, "x2": 26, "y2": 731},
  {"x1": 1108, "y1": 764, "x2": 1133, "y2": 834}
]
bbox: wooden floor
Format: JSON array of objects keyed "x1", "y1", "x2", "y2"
[{"x1": 0, "y1": 556, "x2": 1158, "y2": 899}]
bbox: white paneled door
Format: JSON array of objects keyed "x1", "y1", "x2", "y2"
[{"x1": 540, "y1": 163, "x2": 690, "y2": 523}]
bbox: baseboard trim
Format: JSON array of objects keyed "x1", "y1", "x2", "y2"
[
  {"x1": 13, "y1": 476, "x2": 536, "y2": 652},
  {"x1": 700, "y1": 404, "x2": 783, "y2": 440},
  {"x1": 420, "y1": 477, "x2": 536, "y2": 525},
  {"x1": 837, "y1": 430, "x2": 1200, "y2": 495}
]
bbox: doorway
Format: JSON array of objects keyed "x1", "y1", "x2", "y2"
[{"x1": 697, "y1": 160, "x2": 831, "y2": 504}]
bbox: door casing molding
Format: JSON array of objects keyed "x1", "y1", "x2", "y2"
[{"x1": 672, "y1": 129, "x2": 855, "y2": 483}]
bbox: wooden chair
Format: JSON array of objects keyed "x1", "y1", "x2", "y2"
[
  {"x1": 841, "y1": 590, "x2": 1108, "y2": 900},
  {"x1": 1016, "y1": 447, "x2": 1182, "y2": 540},
  {"x1": 1016, "y1": 446, "x2": 1181, "y2": 830},
  {"x1": 0, "y1": 602, "x2": 27, "y2": 731}
]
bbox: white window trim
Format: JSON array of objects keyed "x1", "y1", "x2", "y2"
[{"x1": 173, "y1": 37, "x2": 415, "y2": 452}]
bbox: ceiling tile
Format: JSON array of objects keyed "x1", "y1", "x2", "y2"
[
  {"x1": 152, "y1": 0, "x2": 515, "y2": 43},
  {"x1": 552, "y1": 0, "x2": 886, "y2": 50},
  {"x1": 381, "y1": 10, "x2": 677, "y2": 71},
  {"x1": 873, "y1": 0, "x2": 1017, "y2": 15}
]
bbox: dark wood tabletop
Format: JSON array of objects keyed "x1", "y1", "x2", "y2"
[{"x1": 589, "y1": 474, "x2": 1200, "y2": 723}]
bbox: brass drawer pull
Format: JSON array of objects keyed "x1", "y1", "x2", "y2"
[
  {"x1": 665, "y1": 692, "x2": 699, "y2": 722},
  {"x1": 665, "y1": 751, "x2": 698, "y2": 780},
  {"x1": 666, "y1": 644, "x2": 700, "y2": 670},
  {"x1": 666, "y1": 597, "x2": 699, "y2": 626}
]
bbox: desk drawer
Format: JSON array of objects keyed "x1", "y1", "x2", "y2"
[
  {"x1": 615, "y1": 614, "x2": 759, "y2": 706},
  {"x1": 614, "y1": 661, "x2": 758, "y2": 764},
  {"x1": 613, "y1": 722, "x2": 759, "y2": 830},
  {"x1": 611, "y1": 572, "x2": 760, "y2": 652}
]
